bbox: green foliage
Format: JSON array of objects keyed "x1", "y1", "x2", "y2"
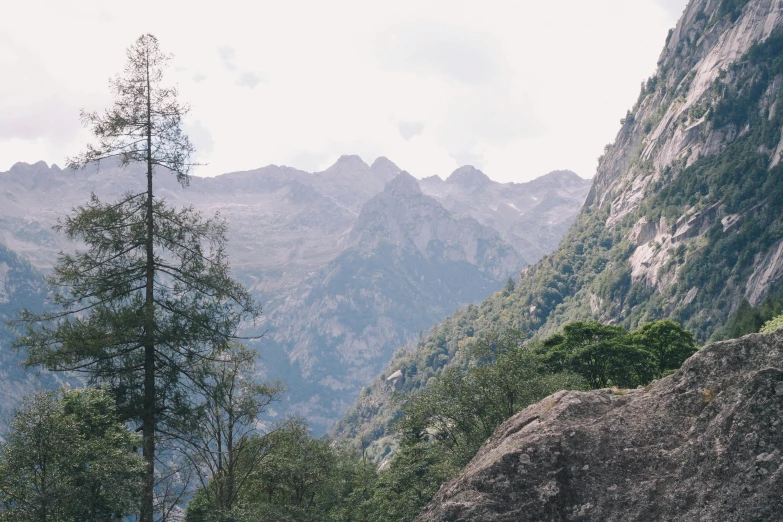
[
  {"x1": 719, "y1": 0, "x2": 751, "y2": 22},
  {"x1": 761, "y1": 313, "x2": 783, "y2": 333},
  {"x1": 368, "y1": 438, "x2": 451, "y2": 522},
  {"x1": 0, "y1": 388, "x2": 143, "y2": 521},
  {"x1": 537, "y1": 322, "x2": 630, "y2": 388},
  {"x1": 629, "y1": 320, "x2": 697, "y2": 377},
  {"x1": 399, "y1": 331, "x2": 584, "y2": 464},
  {"x1": 364, "y1": 330, "x2": 586, "y2": 519},
  {"x1": 537, "y1": 320, "x2": 695, "y2": 388},
  {"x1": 725, "y1": 294, "x2": 783, "y2": 338},
  {"x1": 188, "y1": 317, "x2": 695, "y2": 522},
  {"x1": 185, "y1": 419, "x2": 377, "y2": 522},
  {"x1": 174, "y1": 344, "x2": 285, "y2": 515}
]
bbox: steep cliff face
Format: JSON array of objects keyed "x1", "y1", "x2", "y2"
[
  {"x1": 571, "y1": 0, "x2": 783, "y2": 334},
  {"x1": 417, "y1": 331, "x2": 783, "y2": 522},
  {"x1": 336, "y1": 0, "x2": 783, "y2": 452},
  {"x1": 588, "y1": 0, "x2": 783, "y2": 218}
]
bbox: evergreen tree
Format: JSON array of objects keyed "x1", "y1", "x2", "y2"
[{"x1": 13, "y1": 34, "x2": 259, "y2": 521}]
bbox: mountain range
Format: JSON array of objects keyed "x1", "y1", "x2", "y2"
[
  {"x1": 0, "y1": 156, "x2": 590, "y2": 432},
  {"x1": 336, "y1": 0, "x2": 783, "y2": 459}
]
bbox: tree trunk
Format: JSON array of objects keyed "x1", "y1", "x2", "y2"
[{"x1": 141, "y1": 45, "x2": 156, "y2": 522}]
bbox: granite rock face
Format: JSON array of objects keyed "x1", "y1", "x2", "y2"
[{"x1": 417, "y1": 331, "x2": 783, "y2": 521}]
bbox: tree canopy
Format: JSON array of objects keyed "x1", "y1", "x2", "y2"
[{"x1": 0, "y1": 388, "x2": 144, "y2": 521}]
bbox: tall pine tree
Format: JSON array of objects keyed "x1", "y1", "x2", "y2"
[{"x1": 13, "y1": 34, "x2": 259, "y2": 521}]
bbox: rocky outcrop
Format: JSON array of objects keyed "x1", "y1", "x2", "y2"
[{"x1": 417, "y1": 331, "x2": 783, "y2": 521}]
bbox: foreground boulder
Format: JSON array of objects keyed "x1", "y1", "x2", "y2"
[{"x1": 416, "y1": 332, "x2": 783, "y2": 521}]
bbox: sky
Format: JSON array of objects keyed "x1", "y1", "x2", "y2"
[{"x1": 0, "y1": 0, "x2": 689, "y2": 183}]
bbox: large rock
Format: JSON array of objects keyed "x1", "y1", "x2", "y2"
[{"x1": 417, "y1": 331, "x2": 783, "y2": 521}]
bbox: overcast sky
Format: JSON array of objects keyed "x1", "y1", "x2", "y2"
[{"x1": 0, "y1": 0, "x2": 688, "y2": 183}]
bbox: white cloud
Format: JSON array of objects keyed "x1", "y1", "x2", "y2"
[
  {"x1": 236, "y1": 71, "x2": 264, "y2": 89},
  {"x1": 217, "y1": 45, "x2": 237, "y2": 71},
  {"x1": 654, "y1": 0, "x2": 689, "y2": 17},
  {"x1": 377, "y1": 21, "x2": 500, "y2": 85},
  {"x1": 0, "y1": 0, "x2": 688, "y2": 182},
  {"x1": 398, "y1": 121, "x2": 424, "y2": 141},
  {"x1": 183, "y1": 119, "x2": 215, "y2": 163},
  {"x1": 450, "y1": 150, "x2": 486, "y2": 170}
]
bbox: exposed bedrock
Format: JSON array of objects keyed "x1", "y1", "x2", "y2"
[{"x1": 417, "y1": 331, "x2": 783, "y2": 521}]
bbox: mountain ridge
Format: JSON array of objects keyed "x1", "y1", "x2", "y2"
[
  {"x1": 0, "y1": 156, "x2": 589, "y2": 433},
  {"x1": 335, "y1": 0, "x2": 783, "y2": 455}
]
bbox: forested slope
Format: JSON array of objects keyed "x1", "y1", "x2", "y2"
[{"x1": 334, "y1": 0, "x2": 783, "y2": 458}]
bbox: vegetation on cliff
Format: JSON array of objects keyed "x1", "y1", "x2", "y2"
[{"x1": 334, "y1": 8, "x2": 783, "y2": 464}]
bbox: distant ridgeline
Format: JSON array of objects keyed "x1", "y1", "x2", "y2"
[
  {"x1": 0, "y1": 157, "x2": 590, "y2": 434},
  {"x1": 334, "y1": 0, "x2": 783, "y2": 458}
]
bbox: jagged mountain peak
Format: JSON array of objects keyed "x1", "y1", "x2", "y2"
[
  {"x1": 446, "y1": 165, "x2": 492, "y2": 187},
  {"x1": 532, "y1": 169, "x2": 583, "y2": 184},
  {"x1": 321, "y1": 154, "x2": 370, "y2": 175},
  {"x1": 10, "y1": 160, "x2": 49, "y2": 170},
  {"x1": 384, "y1": 171, "x2": 422, "y2": 198},
  {"x1": 7, "y1": 160, "x2": 54, "y2": 176},
  {"x1": 370, "y1": 156, "x2": 402, "y2": 182}
]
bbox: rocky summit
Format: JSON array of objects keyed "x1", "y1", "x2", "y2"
[{"x1": 417, "y1": 331, "x2": 783, "y2": 521}]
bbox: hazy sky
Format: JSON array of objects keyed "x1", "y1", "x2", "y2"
[{"x1": 0, "y1": 0, "x2": 688, "y2": 182}]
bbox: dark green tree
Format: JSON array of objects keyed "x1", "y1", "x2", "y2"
[
  {"x1": 185, "y1": 418, "x2": 376, "y2": 522},
  {"x1": 537, "y1": 321, "x2": 630, "y2": 388},
  {"x1": 0, "y1": 388, "x2": 144, "y2": 521},
  {"x1": 368, "y1": 435, "x2": 448, "y2": 522},
  {"x1": 12, "y1": 34, "x2": 259, "y2": 521},
  {"x1": 629, "y1": 319, "x2": 697, "y2": 377}
]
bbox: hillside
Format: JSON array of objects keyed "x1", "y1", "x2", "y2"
[
  {"x1": 417, "y1": 331, "x2": 783, "y2": 521},
  {"x1": 0, "y1": 244, "x2": 65, "y2": 433},
  {"x1": 0, "y1": 157, "x2": 589, "y2": 432},
  {"x1": 334, "y1": 0, "x2": 783, "y2": 455},
  {"x1": 255, "y1": 172, "x2": 525, "y2": 426}
]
